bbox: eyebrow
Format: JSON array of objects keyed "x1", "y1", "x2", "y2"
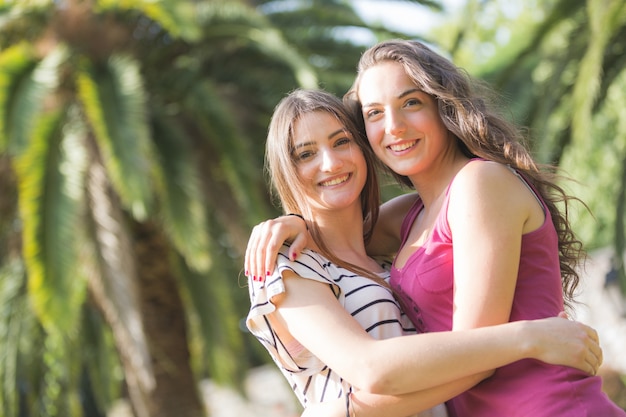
[
  {"x1": 361, "y1": 88, "x2": 422, "y2": 108},
  {"x1": 293, "y1": 128, "x2": 346, "y2": 150}
]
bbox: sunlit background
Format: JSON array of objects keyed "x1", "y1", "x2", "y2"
[{"x1": 0, "y1": 0, "x2": 624, "y2": 416}]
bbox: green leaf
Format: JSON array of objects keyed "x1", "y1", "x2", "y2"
[
  {"x1": 0, "y1": 43, "x2": 63, "y2": 154},
  {"x1": 0, "y1": 260, "x2": 27, "y2": 417},
  {"x1": 14, "y1": 108, "x2": 86, "y2": 335},
  {"x1": 77, "y1": 55, "x2": 154, "y2": 220},
  {"x1": 96, "y1": 0, "x2": 202, "y2": 41},
  {"x1": 151, "y1": 112, "x2": 211, "y2": 271}
]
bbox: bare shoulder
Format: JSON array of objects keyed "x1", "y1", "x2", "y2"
[
  {"x1": 451, "y1": 160, "x2": 520, "y2": 197},
  {"x1": 448, "y1": 160, "x2": 535, "y2": 228}
]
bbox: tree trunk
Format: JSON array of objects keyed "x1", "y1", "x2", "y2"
[
  {"x1": 130, "y1": 219, "x2": 206, "y2": 417},
  {"x1": 85, "y1": 137, "x2": 205, "y2": 417}
]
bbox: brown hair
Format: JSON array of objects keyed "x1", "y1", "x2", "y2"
[
  {"x1": 266, "y1": 89, "x2": 386, "y2": 285},
  {"x1": 345, "y1": 39, "x2": 584, "y2": 307}
]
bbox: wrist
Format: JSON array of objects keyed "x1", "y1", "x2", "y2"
[
  {"x1": 517, "y1": 320, "x2": 539, "y2": 359},
  {"x1": 284, "y1": 213, "x2": 308, "y2": 230}
]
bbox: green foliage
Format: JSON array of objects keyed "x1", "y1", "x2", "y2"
[
  {"x1": 0, "y1": 43, "x2": 48, "y2": 154},
  {"x1": 77, "y1": 56, "x2": 154, "y2": 220},
  {"x1": 15, "y1": 108, "x2": 86, "y2": 336},
  {"x1": 0, "y1": 260, "x2": 28, "y2": 417},
  {"x1": 151, "y1": 111, "x2": 212, "y2": 272}
]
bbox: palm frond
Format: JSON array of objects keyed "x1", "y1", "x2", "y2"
[
  {"x1": 199, "y1": 2, "x2": 318, "y2": 88},
  {"x1": 14, "y1": 107, "x2": 86, "y2": 335},
  {"x1": 571, "y1": 0, "x2": 626, "y2": 146},
  {"x1": 151, "y1": 111, "x2": 211, "y2": 272},
  {"x1": 0, "y1": 260, "x2": 27, "y2": 417},
  {"x1": 96, "y1": 0, "x2": 202, "y2": 41},
  {"x1": 80, "y1": 302, "x2": 122, "y2": 414},
  {"x1": 0, "y1": 43, "x2": 62, "y2": 154},
  {"x1": 185, "y1": 79, "x2": 268, "y2": 225},
  {"x1": 178, "y1": 248, "x2": 247, "y2": 387},
  {"x1": 77, "y1": 55, "x2": 154, "y2": 220},
  {"x1": 0, "y1": 1, "x2": 54, "y2": 48}
]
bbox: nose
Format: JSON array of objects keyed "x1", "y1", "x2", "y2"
[
  {"x1": 385, "y1": 109, "x2": 406, "y2": 136},
  {"x1": 320, "y1": 148, "x2": 343, "y2": 172}
]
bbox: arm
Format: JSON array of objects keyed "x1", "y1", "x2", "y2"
[
  {"x1": 275, "y1": 271, "x2": 601, "y2": 398},
  {"x1": 448, "y1": 162, "x2": 541, "y2": 330},
  {"x1": 302, "y1": 376, "x2": 481, "y2": 417}
]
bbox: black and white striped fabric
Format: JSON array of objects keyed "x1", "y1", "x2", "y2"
[{"x1": 246, "y1": 244, "x2": 416, "y2": 408}]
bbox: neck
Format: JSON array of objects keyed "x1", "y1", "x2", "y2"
[
  {"x1": 312, "y1": 204, "x2": 369, "y2": 261},
  {"x1": 408, "y1": 152, "x2": 470, "y2": 207}
]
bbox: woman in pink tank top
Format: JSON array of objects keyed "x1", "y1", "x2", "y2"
[
  {"x1": 348, "y1": 39, "x2": 623, "y2": 416},
  {"x1": 247, "y1": 40, "x2": 625, "y2": 416}
]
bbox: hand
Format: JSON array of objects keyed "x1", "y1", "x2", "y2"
[
  {"x1": 527, "y1": 316, "x2": 603, "y2": 376},
  {"x1": 245, "y1": 215, "x2": 309, "y2": 281}
]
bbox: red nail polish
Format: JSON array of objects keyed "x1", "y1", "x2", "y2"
[{"x1": 266, "y1": 271, "x2": 271, "y2": 276}]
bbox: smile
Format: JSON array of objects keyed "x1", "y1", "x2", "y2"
[
  {"x1": 388, "y1": 140, "x2": 417, "y2": 152},
  {"x1": 319, "y1": 173, "x2": 351, "y2": 187}
]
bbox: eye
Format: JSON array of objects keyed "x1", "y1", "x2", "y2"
[
  {"x1": 404, "y1": 97, "x2": 423, "y2": 108},
  {"x1": 334, "y1": 136, "x2": 352, "y2": 147},
  {"x1": 295, "y1": 149, "x2": 315, "y2": 161},
  {"x1": 364, "y1": 108, "x2": 382, "y2": 120}
]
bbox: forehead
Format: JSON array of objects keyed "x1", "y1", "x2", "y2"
[
  {"x1": 293, "y1": 110, "x2": 345, "y2": 144},
  {"x1": 358, "y1": 61, "x2": 416, "y2": 102}
]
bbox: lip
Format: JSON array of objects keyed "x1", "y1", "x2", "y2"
[
  {"x1": 318, "y1": 173, "x2": 352, "y2": 187},
  {"x1": 387, "y1": 139, "x2": 418, "y2": 153}
]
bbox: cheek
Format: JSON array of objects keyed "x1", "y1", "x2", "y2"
[
  {"x1": 296, "y1": 164, "x2": 315, "y2": 182},
  {"x1": 365, "y1": 123, "x2": 382, "y2": 145}
]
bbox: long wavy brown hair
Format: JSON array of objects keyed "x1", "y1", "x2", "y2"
[
  {"x1": 266, "y1": 88, "x2": 388, "y2": 285},
  {"x1": 345, "y1": 39, "x2": 584, "y2": 308}
]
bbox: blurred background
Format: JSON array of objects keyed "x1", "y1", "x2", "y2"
[{"x1": 0, "y1": 0, "x2": 624, "y2": 416}]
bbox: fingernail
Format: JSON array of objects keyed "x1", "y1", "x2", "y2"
[
  {"x1": 266, "y1": 271, "x2": 271, "y2": 276},
  {"x1": 245, "y1": 270, "x2": 249, "y2": 276}
]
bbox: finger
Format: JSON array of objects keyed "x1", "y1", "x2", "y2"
[
  {"x1": 263, "y1": 234, "x2": 283, "y2": 280},
  {"x1": 587, "y1": 335, "x2": 603, "y2": 376},
  {"x1": 245, "y1": 225, "x2": 260, "y2": 278},
  {"x1": 246, "y1": 225, "x2": 264, "y2": 280},
  {"x1": 289, "y1": 233, "x2": 307, "y2": 261},
  {"x1": 255, "y1": 220, "x2": 277, "y2": 280},
  {"x1": 254, "y1": 221, "x2": 275, "y2": 280}
]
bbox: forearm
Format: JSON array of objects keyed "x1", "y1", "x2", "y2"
[
  {"x1": 302, "y1": 375, "x2": 482, "y2": 417},
  {"x1": 350, "y1": 374, "x2": 483, "y2": 417},
  {"x1": 360, "y1": 321, "x2": 533, "y2": 395}
]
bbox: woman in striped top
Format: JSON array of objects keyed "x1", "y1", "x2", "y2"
[{"x1": 245, "y1": 88, "x2": 601, "y2": 417}]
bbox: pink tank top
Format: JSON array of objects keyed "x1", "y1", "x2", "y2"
[{"x1": 390, "y1": 161, "x2": 624, "y2": 417}]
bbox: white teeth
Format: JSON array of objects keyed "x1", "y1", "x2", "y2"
[
  {"x1": 389, "y1": 141, "x2": 416, "y2": 152},
  {"x1": 320, "y1": 174, "x2": 349, "y2": 187}
]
